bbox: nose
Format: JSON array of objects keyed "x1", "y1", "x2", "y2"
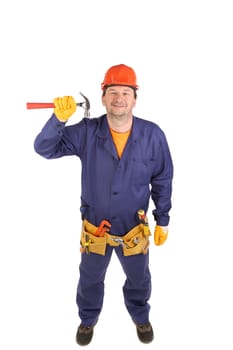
[
  {"x1": 112, "y1": 94, "x2": 126, "y2": 106},
  {"x1": 113, "y1": 92, "x2": 124, "y2": 101}
]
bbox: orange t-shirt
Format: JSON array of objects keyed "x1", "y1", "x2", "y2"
[{"x1": 110, "y1": 128, "x2": 131, "y2": 158}]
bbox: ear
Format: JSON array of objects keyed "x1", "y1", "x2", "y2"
[{"x1": 102, "y1": 96, "x2": 106, "y2": 106}]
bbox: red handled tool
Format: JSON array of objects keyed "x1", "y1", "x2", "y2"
[
  {"x1": 94, "y1": 220, "x2": 112, "y2": 237},
  {"x1": 26, "y1": 92, "x2": 90, "y2": 117}
]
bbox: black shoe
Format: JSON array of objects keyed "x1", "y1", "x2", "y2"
[
  {"x1": 76, "y1": 324, "x2": 94, "y2": 346},
  {"x1": 136, "y1": 322, "x2": 154, "y2": 343}
]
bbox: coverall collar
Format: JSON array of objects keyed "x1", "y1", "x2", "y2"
[
  {"x1": 96, "y1": 114, "x2": 142, "y2": 160},
  {"x1": 96, "y1": 114, "x2": 142, "y2": 141}
]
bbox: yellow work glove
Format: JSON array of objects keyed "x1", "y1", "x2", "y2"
[
  {"x1": 53, "y1": 96, "x2": 76, "y2": 122},
  {"x1": 154, "y1": 225, "x2": 168, "y2": 246}
]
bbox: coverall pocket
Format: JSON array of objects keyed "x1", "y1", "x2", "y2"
[{"x1": 132, "y1": 158, "x2": 155, "y2": 185}]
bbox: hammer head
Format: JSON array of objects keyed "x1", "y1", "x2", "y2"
[{"x1": 79, "y1": 92, "x2": 90, "y2": 117}]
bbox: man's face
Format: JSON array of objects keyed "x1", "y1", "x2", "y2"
[{"x1": 102, "y1": 85, "x2": 136, "y2": 118}]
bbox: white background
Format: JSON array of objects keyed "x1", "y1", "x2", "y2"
[{"x1": 1, "y1": 0, "x2": 233, "y2": 349}]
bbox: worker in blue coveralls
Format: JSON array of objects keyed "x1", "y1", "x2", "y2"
[{"x1": 34, "y1": 64, "x2": 173, "y2": 345}]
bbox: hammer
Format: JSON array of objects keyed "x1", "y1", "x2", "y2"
[{"x1": 26, "y1": 92, "x2": 91, "y2": 117}]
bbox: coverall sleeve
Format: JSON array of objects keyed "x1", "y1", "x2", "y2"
[
  {"x1": 34, "y1": 114, "x2": 85, "y2": 159},
  {"x1": 151, "y1": 131, "x2": 173, "y2": 226}
]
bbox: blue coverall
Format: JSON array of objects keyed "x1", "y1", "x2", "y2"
[{"x1": 34, "y1": 114, "x2": 173, "y2": 326}]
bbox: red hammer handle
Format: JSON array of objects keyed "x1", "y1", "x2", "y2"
[{"x1": 26, "y1": 102, "x2": 55, "y2": 109}]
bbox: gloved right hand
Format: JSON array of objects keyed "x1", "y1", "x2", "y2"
[{"x1": 53, "y1": 96, "x2": 76, "y2": 122}]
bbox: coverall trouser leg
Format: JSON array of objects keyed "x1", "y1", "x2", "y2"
[
  {"x1": 115, "y1": 246, "x2": 151, "y2": 324},
  {"x1": 76, "y1": 245, "x2": 113, "y2": 326},
  {"x1": 76, "y1": 245, "x2": 151, "y2": 326}
]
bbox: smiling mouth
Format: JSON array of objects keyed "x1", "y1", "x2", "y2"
[{"x1": 112, "y1": 104, "x2": 126, "y2": 107}]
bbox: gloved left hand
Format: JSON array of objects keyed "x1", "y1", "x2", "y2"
[{"x1": 154, "y1": 225, "x2": 168, "y2": 246}]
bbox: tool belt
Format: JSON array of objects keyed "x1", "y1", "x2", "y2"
[{"x1": 80, "y1": 219, "x2": 151, "y2": 256}]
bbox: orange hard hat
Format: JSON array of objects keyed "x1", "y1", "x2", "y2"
[{"x1": 101, "y1": 64, "x2": 139, "y2": 90}]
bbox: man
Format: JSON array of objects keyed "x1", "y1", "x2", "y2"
[{"x1": 34, "y1": 64, "x2": 173, "y2": 345}]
